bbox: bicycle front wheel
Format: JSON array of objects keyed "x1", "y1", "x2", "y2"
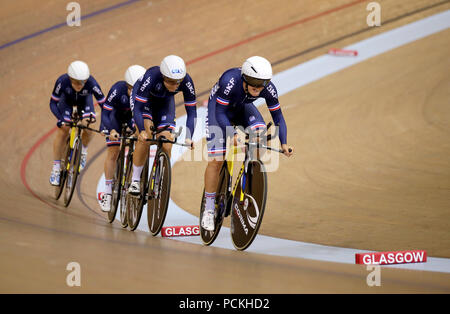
[
  {"x1": 200, "y1": 161, "x2": 230, "y2": 246},
  {"x1": 127, "y1": 160, "x2": 148, "y2": 231},
  {"x1": 108, "y1": 146, "x2": 125, "y2": 223},
  {"x1": 63, "y1": 138, "x2": 82, "y2": 207},
  {"x1": 54, "y1": 138, "x2": 70, "y2": 200},
  {"x1": 230, "y1": 159, "x2": 267, "y2": 251},
  {"x1": 147, "y1": 151, "x2": 171, "y2": 236},
  {"x1": 119, "y1": 152, "x2": 133, "y2": 228}
]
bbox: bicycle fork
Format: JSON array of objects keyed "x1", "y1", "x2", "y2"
[{"x1": 68, "y1": 127, "x2": 80, "y2": 172}]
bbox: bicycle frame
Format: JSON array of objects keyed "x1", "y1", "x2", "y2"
[
  {"x1": 201, "y1": 122, "x2": 288, "y2": 250},
  {"x1": 124, "y1": 125, "x2": 190, "y2": 232},
  {"x1": 226, "y1": 133, "x2": 263, "y2": 207}
]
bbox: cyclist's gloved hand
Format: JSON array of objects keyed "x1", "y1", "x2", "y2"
[
  {"x1": 57, "y1": 120, "x2": 71, "y2": 128},
  {"x1": 281, "y1": 144, "x2": 294, "y2": 157},
  {"x1": 81, "y1": 113, "x2": 96, "y2": 126},
  {"x1": 109, "y1": 129, "x2": 119, "y2": 140},
  {"x1": 233, "y1": 133, "x2": 242, "y2": 146},
  {"x1": 125, "y1": 126, "x2": 134, "y2": 135},
  {"x1": 100, "y1": 129, "x2": 109, "y2": 137},
  {"x1": 138, "y1": 130, "x2": 148, "y2": 143},
  {"x1": 185, "y1": 138, "x2": 194, "y2": 150}
]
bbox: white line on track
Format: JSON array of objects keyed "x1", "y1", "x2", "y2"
[{"x1": 97, "y1": 10, "x2": 450, "y2": 273}]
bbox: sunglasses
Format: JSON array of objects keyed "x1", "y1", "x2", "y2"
[
  {"x1": 163, "y1": 75, "x2": 183, "y2": 85},
  {"x1": 70, "y1": 78, "x2": 87, "y2": 86},
  {"x1": 242, "y1": 74, "x2": 270, "y2": 88}
]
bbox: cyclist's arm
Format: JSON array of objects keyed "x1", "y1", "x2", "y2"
[
  {"x1": 80, "y1": 77, "x2": 105, "y2": 122},
  {"x1": 181, "y1": 75, "x2": 197, "y2": 140},
  {"x1": 49, "y1": 77, "x2": 64, "y2": 121},
  {"x1": 100, "y1": 103, "x2": 114, "y2": 133},
  {"x1": 132, "y1": 71, "x2": 157, "y2": 133},
  {"x1": 215, "y1": 97, "x2": 232, "y2": 130},
  {"x1": 184, "y1": 102, "x2": 197, "y2": 140},
  {"x1": 132, "y1": 86, "x2": 152, "y2": 133},
  {"x1": 100, "y1": 84, "x2": 121, "y2": 132},
  {"x1": 267, "y1": 103, "x2": 287, "y2": 145},
  {"x1": 91, "y1": 77, "x2": 106, "y2": 107},
  {"x1": 263, "y1": 83, "x2": 287, "y2": 145}
]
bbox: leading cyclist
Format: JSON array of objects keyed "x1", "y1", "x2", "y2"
[
  {"x1": 49, "y1": 60, "x2": 106, "y2": 186},
  {"x1": 201, "y1": 56, "x2": 293, "y2": 231}
]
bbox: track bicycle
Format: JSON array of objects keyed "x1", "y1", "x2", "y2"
[
  {"x1": 54, "y1": 107, "x2": 99, "y2": 207},
  {"x1": 199, "y1": 122, "x2": 291, "y2": 250},
  {"x1": 106, "y1": 123, "x2": 135, "y2": 224},
  {"x1": 125, "y1": 125, "x2": 191, "y2": 233}
]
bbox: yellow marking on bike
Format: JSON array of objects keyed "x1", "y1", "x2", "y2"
[
  {"x1": 232, "y1": 165, "x2": 245, "y2": 197},
  {"x1": 151, "y1": 165, "x2": 156, "y2": 190},
  {"x1": 69, "y1": 126, "x2": 76, "y2": 147}
]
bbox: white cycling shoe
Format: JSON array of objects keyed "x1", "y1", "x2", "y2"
[
  {"x1": 49, "y1": 170, "x2": 61, "y2": 186},
  {"x1": 79, "y1": 152, "x2": 87, "y2": 171},
  {"x1": 100, "y1": 193, "x2": 112, "y2": 212},
  {"x1": 201, "y1": 209, "x2": 215, "y2": 231}
]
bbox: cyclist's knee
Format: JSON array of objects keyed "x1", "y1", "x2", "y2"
[
  {"x1": 208, "y1": 159, "x2": 222, "y2": 171},
  {"x1": 82, "y1": 129, "x2": 93, "y2": 137},
  {"x1": 58, "y1": 125, "x2": 70, "y2": 134},
  {"x1": 107, "y1": 146, "x2": 120, "y2": 160}
]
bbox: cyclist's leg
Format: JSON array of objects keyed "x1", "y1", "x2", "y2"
[
  {"x1": 50, "y1": 97, "x2": 72, "y2": 185},
  {"x1": 53, "y1": 125, "x2": 71, "y2": 161},
  {"x1": 202, "y1": 98, "x2": 227, "y2": 230},
  {"x1": 238, "y1": 103, "x2": 266, "y2": 133},
  {"x1": 129, "y1": 113, "x2": 153, "y2": 194},
  {"x1": 132, "y1": 120, "x2": 152, "y2": 175},
  {"x1": 104, "y1": 137, "x2": 121, "y2": 192},
  {"x1": 205, "y1": 97, "x2": 227, "y2": 194},
  {"x1": 101, "y1": 135, "x2": 120, "y2": 211},
  {"x1": 241, "y1": 102, "x2": 266, "y2": 159}
]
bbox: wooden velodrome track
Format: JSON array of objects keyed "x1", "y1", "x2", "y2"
[{"x1": 1, "y1": 0, "x2": 449, "y2": 293}]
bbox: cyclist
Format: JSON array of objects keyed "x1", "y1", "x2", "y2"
[
  {"x1": 49, "y1": 60, "x2": 106, "y2": 186},
  {"x1": 201, "y1": 56, "x2": 294, "y2": 231},
  {"x1": 98, "y1": 65, "x2": 146, "y2": 212},
  {"x1": 128, "y1": 55, "x2": 197, "y2": 195}
]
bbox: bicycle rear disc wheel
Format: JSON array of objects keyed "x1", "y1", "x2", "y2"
[
  {"x1": 147, "y1": 151, "x2": 171, "y2": 236},
  {"x1": 200, "y1": 161, "x2": 230, "y2": 246},
  {"x1": 54, "y1": 139, "x2": 70, "y2": 200},
  {"x1": 108, "y1": 147, "x2": 125, "y2": 223},
  {"x1": 230, "y1": 160, "x2": 267, "y2": 251},
  {"x1": 127, "y1": 160, "x2": 148, "y2": 231},
  {"x1": 63, "y1": 139, "x2": 82, "y2": 207}
]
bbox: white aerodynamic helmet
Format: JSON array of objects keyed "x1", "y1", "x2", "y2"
[
  {"x1": 241, "y1": 56, "x2": 272, "y2": 87},
  {"x1": 160, "y1": 55, "x2": 186, "y2": 82},
  {"x1": 125, "y1": 65, "x2": 146, "y2": 86},
  {"x1": 68, "y1": 60, "x2": 90, "y2": 81}
]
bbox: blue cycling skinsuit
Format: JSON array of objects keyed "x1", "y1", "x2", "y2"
[
  {"x1": 206, "y1": 68, "x2": 287, "y2": 157},
  {"x1": 131, "y1": 66, "x2": 197, "y2": 138},
  {"x1": 49, "y1": 74, "x2": 106, "y2": 125},
  {"x1": 100, "y1": 80, "x2": 134, "y2": 146}
]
